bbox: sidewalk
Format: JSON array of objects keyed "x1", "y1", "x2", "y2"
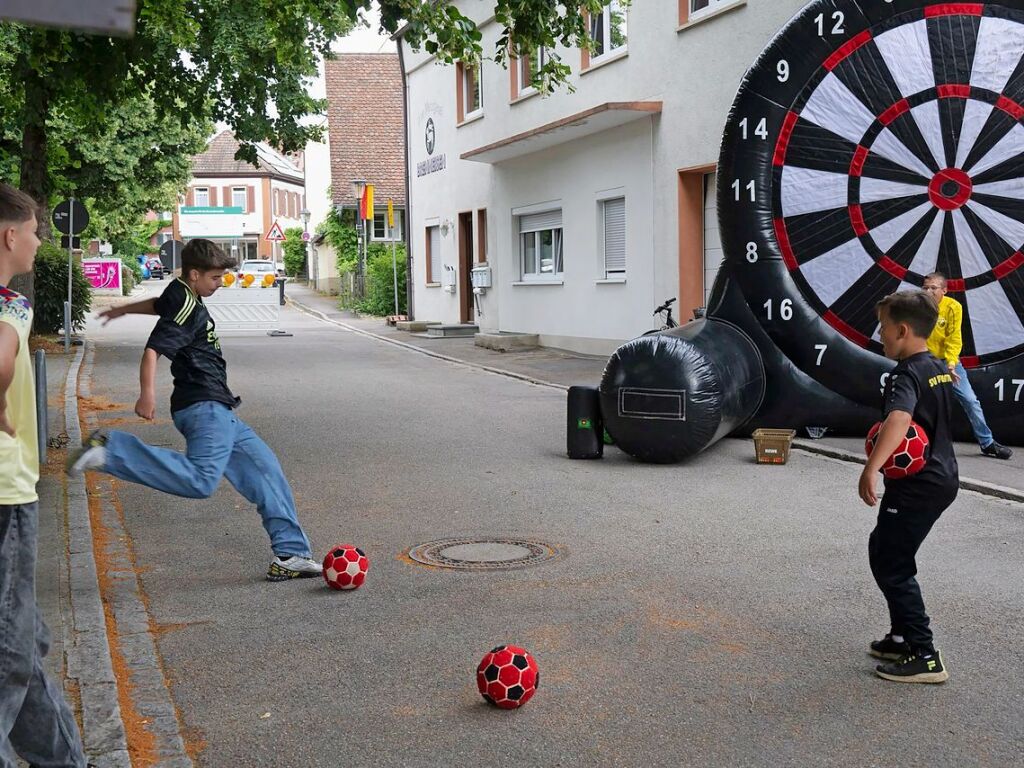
[{"x1": 286, "y1": 282, "x2": 1024, "y2": 503}]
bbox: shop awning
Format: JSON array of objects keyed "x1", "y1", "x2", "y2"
[{"x1": 460, "y1": 101, "x2": 663, "y2": 164}]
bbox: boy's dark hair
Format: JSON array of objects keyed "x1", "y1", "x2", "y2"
[
  {"x1": 181, "y1": 238, "x2": 237, "y2": 272},
  {"x1": 877, "y1": 290, "x2": 939, "y2": 339},
  {"x1": 0, "y1": 183, "x2": 38, "y2": 225}
]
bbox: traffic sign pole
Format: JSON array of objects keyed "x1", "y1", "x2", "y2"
[{"x1": 65, "y1": 199, "x2": 74, "y2": 352}]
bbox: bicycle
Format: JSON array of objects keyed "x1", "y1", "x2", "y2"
[{"x1": 643, "y1": 297, "x2": 678, "y2": 335}]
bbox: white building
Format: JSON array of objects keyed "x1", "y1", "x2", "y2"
[{"x1": 398, "y1": 0, "x2": 808, "y2": 354}]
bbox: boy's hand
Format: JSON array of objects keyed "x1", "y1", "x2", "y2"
[
  {"x1": 949, "y1": 365, "x2": 961, "y2": 384},
  {"x1": 135, "y1": 394, "x2": 156, "y2": 421},
  {"x1": 98, "y1": 305, "x2": 127, "y2": 325},
  {"x1": 859, "y1": 466, "x2": 878, "y2": 506}
]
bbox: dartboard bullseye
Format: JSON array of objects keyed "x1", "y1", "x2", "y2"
[{"x1": 718, "y1": 0, "x2": 1024, "y2": 431}]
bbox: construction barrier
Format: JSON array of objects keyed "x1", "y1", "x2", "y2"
[{"x1": 205, "y1": 279, "x2": 281, "y2": 331}]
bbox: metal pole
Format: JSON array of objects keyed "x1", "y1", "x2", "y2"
[
  {"x1": 391, "y1": 225, "x2": 399, "y2": 317},
  {"x1": 34, "y1": 349, "x2": 47, "y2": 465},
  {"x1": 65, "y1": 199, "x2": 74, "y2": 352}
]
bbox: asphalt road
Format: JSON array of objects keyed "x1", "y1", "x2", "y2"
[{"x1": 84, "y1": 296, "x2": 1024, "y2": 767}]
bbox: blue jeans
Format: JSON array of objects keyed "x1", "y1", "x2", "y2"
[
  {"x1": 952, "y1": 363, "x2": 995, "y2": 448},
  {"x1": 102, "y1": 401, "x2": 312, "y2": 558},
  {"x1": 0, "y1": 503, "x2": 87, "y2": 768}
]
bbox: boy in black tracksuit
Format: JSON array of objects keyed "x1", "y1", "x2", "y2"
[{"x1": 858, "y1": 290, "x2": 958, "y2": 684}]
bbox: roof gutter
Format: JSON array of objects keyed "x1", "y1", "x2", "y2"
[{"x1": 398, "y1": 37, "x2": 415, "y2": 321}]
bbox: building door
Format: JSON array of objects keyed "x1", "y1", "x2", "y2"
[
  {"x1": 702, "y1": 172, "x2": 723, "y2": 308},
  {"x1": 458, "y1": 211, "x2": 474, "y2": 323}
]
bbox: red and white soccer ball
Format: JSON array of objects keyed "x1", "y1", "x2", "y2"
[
  {"x1": 476, "y1": 645, "x2": 539, "y2": 709},
  {"x1": 865, "y1": 421, "x2": 930, "y2": 479},
  {"x1": 322, "y1": 544, "x2": 369, "y2": 590}
]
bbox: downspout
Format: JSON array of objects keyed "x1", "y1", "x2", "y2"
[{"x1": 398, "y1": 38, "x2": 415, "y2": 320}]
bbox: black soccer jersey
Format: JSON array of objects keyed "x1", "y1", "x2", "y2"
[
  {"x1": 146, "y1": 279, "x2": 240, "y2": 413},
  {"x1": 882, "y1": 351, "x2": 958, "y2": 493}
]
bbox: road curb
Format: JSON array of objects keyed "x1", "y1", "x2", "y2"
[
  {"x1": 287, "y1": 297, "x2": 569, "y2": 393},
  {"x1": 63, "y1": 344, "x2": 132, "y2": 767},
  {"x1": 78, "y1": 343, "x2": 195, "y2": 766},
  {"x1": 792, "y1": 439, "x2": 1024, "y2": 504}
]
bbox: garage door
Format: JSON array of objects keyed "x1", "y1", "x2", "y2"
[{"x1": 703, "y1": 172, "x2": 723, "y2": 307}]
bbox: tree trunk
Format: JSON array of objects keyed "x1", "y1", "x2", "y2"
[{"x1": 12, "y1": 41, "x2": 53, "y2": 308}]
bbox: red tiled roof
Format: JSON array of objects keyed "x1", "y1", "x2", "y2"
[
  {"x1": 325, "y1": 53, "x2": 406, "y2": 207},
  {"x1": 191, "y1": 130, "x2": 304, "y2": 182}
]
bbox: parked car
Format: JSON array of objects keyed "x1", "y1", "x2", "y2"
[
  {"x1": 145, "y1": 256, "x2": 165, "y2": 280},
  {"x1": 238, "y1": 259, "x2": 284, "y2": 285}
]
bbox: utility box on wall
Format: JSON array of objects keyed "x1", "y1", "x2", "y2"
[{"x1": 471, "y1": 265, "x2": 492, "y2": 290}]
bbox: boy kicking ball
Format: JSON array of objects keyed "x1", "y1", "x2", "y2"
[
  {"x1": 859, "y1": 291, "x2": 957, "y2": 683},
  {"x1": 67, "y1": 238, "x2": 321, "y2": 582}
]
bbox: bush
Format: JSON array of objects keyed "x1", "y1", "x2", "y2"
[
  {"x1": 355, "y1": 243, "x2": 407, "y2": 316},
  {"x1": 118, "y1": 252, "x2": 143, "y2": 285},
  {"x1": 32, "y1": 242, "x2": 92, "y2": 334},
  {"x1": 282, "y1": 227, "x2": 307, "y2": 277}
]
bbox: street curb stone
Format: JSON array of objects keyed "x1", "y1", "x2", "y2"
[
  {"x1": 78, "y1": 343, "x2": 194, "y2": 765},
  {"x1": 63, "y1": 344, "x2": 130, "y2": 765},
  {"x1": 291, "y1": 295, "x2": 1021, "y2": 506}
]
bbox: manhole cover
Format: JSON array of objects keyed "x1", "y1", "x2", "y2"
[{"x1": 406, "y1": 538, "x2": 561, "y2": 570}]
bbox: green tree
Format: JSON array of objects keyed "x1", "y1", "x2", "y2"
[{"x1": 282, "y1": 227, "x2": 307, "y2": 277}]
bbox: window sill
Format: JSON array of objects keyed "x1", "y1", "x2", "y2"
[
  {"x1": 596, "y1": 277, "x2": 626, "y2": 284},
  {"x1": 513, "y1": 279, "x2": 564, "y2": 286},
  {"x1": 581, "y1": 48, "x2": 628, "y2": 76},
  {"x1": 425, "y1": 282, "x2": 442, "y2": 288},
  {"x1": 678, "y1": 0, "x2": 746, "y2": 32},
  {"x1": 510, "y1": 88, "x2": 540, "y2": 106},
  {"x1": 457, "y1": 111, "x2": 485, "y2": 127}
]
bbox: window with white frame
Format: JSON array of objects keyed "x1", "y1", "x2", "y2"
[
  {"x1": 462, "y1": 61, "x2": 483, "y2": 118},
  {"x1": 601, "y1": 197, "x2": 626, "y2": 277},
  {"x1": 231, "y1": 187, "x2": 247, "y2": 209},
  {"x1": 518, "y1": 47, "x2": 548, "y2": 95},
  {"x1": 690, "y1": 0, "x2": 733, "y2": 18},
  {"x1": 427, "y1": 225, "x2": 441, "y2": 284},
  {"x1": 372, "y1": 209, "x2": 404, "y2": 241},
  {"x1": 193, "y1": 187, "x2": 209, "y2": 207},
  {"x1": 519, "y1": 210, "x2": 563, "y2": 281},
  {"x1": 590, "y1": 1, "x2": 627, "y2": 60}
]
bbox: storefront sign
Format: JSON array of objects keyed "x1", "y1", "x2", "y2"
[
  {"x1": 417, "y1": 117, "x2": 446, "y2": 177},
  {"x1": 178, "y1": 206, "x2": 249, "y2": 238}
]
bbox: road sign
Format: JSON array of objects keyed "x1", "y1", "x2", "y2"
[
  {"x1": 1, "y1": 0, "x2": 137, "y2": 36},
  {"x1": 159, "y1": 239, "x2": 184, "y2": 271},
  {"x1": 53, "y1": 199, "x2": 89, "y2": 235},
  {"x1": 301, "y1": 231, "x2": 311, "y2": 242},
  {"x1": 265, "y1": 221, "x2": 286, "y2": 242},
  {"x1": 59, "y1": 236, "x2": 81, "y2": 249}
]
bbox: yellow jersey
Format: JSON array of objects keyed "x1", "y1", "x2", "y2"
[
  {"x1": 927, "y1": 294, "x2": 962, "y2": 370},
  {"x1": 0, "y1": 286, "x2": 39, "y2": 505}
]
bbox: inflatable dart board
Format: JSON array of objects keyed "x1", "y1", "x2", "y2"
[
  {"x1": 715, "y1": 0, "x2": 1024, "y2": 444},
  {"x1": 601, "y1": 0, "x2": 1024, "y2": 463}
]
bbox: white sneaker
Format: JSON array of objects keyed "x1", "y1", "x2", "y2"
[
  {"x1": 66, "y1": 430, "x2": 108, "y2": 476},
  {"x1": 267, "y1": 555, "x2": 322, "y2": 582}
]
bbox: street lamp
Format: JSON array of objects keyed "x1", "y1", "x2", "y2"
[{"x1": 350, "y1": 178, "x2": 368, "y2": 284}]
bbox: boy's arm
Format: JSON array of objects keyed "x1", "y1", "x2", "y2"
[
  {"x1": 135, "y1": 348, "x2": 159, "y2": 421},
  {"x1": 945, "y1": 301, "x2": 963, "y2": 370},
  {"x1": 0, "y1": 323, "x2": 18, "y2": 437},
  {"x1": 98, "y1": 298, "x2": 157, "y2": 325}
]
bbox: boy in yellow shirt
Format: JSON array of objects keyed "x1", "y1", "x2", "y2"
[
  {"x1": 922, "y1": 273, "x2": 1012, "y2": 460},
  {"x1": 0, "y1": 184, "x2": 90, "y2": 766}
]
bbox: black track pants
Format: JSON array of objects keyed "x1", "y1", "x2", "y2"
[{"x1": 868, "y1": 483, "x2": 957, "y2": 651}]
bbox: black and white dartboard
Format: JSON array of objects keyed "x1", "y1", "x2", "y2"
[{"x1": 718, "y1": 0, "x2": 1024, "y2": 417}]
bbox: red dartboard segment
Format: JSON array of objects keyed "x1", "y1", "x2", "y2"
[
  {"x1": 937, "y1": 84, "x2": 972, "y2": 99},
  {"x1": 994, "y1": 251, "x2": 1024, "y2": 279},
  {"x1": 823, "y1": 29, "x2": 873, "y2": 71},
  {"x1": 995, "y1": 94, "x2": 1024, "y2": 120},
  {"x1": 773, "y1": 111, "x2": 800, "y2": 167},
  {"x1": 924, "y1": 3, "x2": 984, "y2": 17},
  {"x1": 879, "y1": 99, "x2": 911, "y2": 126}
]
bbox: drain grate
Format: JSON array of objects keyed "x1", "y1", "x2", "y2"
[{"x1": 406, "y1": 538, "x2": 561, "y2": 571}]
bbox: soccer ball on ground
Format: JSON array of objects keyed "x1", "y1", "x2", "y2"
[
  {"x1": 322, "y1": 544, "x2": 369, "y2": 590},
  {"x1": 476, "y1": 645, "x2": 539, "y2": 709},
  {"x1": 865, "y1": 421, "x2": 930, "y2": 479}
]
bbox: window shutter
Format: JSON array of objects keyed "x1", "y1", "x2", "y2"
[
  {"x1": 209, "y1": 187, "x2": 218, "y2": 207},
  {"x1": 247, "y1": 186, "x2": 255, "y2": 213},
  {"x1": 223, "y1": 186, "x2": 231, "y2": 208},
  {"x1": 429, "y1": 226, "x2": 441, "y2": 283},
  {"x1": 603, "y1": 198, "x2": 626, "y2": 274},
  {"x1": 186, "y1": 188, "x2": 194, "y2": 207},
  {"x1": 519, "y1": 209, "x2": 562, "y2": 233}
]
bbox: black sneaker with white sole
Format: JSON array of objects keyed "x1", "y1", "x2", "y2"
[
  {"x1": 267, "y1": 555, "x2": 322, "y2": 582},
  {"x1": 876, "y1": 650, "x2": 949, "y2": 684},
  {"x1": 981, "y1": 441, "x2": 1013, "y2": 460},
  {"x1": 869, "y1": 634, "x2": 911, "y2": 661}
]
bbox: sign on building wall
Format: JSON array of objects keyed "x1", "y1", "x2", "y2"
[
  {"x1": 82, "y1": 259, "x2": 123, "y2": 292},
  {"x1": 178, "y1": 206, "x2": 249, "y2": 238},
  {"x1": 417, "y1": 117, "x2": 446, "y2": 177}
]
